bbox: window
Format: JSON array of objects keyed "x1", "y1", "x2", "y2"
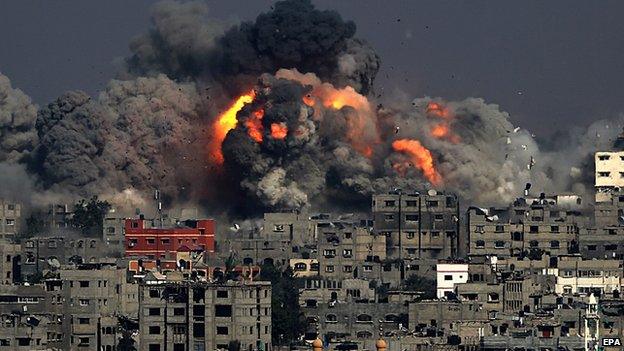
[
  {"x1": 148, "y1": 344, "x2": 161, "y2": 351},
  {"x1": 384, "y1": 214, "x2": 394, "y2": 221},
  {"x1": 444, "y1": 275, "x2": 453, "y2": 281},
  {"x1": 148, "y1": 308, "x2": 160, "y2": 316},
  {"x1": 174, "y1": 344, "x2": 185, "y2": 351},
  {"x1": 495, "y1": 225, "x2": 504, "y2": 233},
  {"x1": 363, "y1": 265, "x2": 373, "y2": 272},
  {"x1": 598, "y1": 171, "x2": 611, "y2": 177},
  {"x1": 343, "y1": 265, "x2": 353, "y2": 273},
  {"x1": 434, "y1": 214, "x2": 443, "y2": 221},
  {"x1": 48, "y1": 240, "x2": 57, "y2": 248},
  {"x1": 431, "y1": 231, "x2": 440, "y2": 237},
  {"x1": 495, "y1": 241, "x2": 505, "y2": 248},
  {"x1": 529, "y1": 240, "x2": 539, "y2": 248},
  {"x1": 325, "y1": 265, "x2": 335, "y2": 273},
  {"x1": 323, "y1": 249, "x2": 336, "y2": 257},
  {"x1": 587, "y1": 245, "x2": 597, "y2": 251},
  {"x1": 406, "y1": 200, "x2": 417, "y2": 207},
  {"x1": 344, "y1": 232, "x2": 352, "y2": 239},
  {"x1": 7, "y1": 204, "x2": 15, "y2": 211},
  {"x1": 427, "y1": 200, "x2": 438, "y2": 207},
  {"x1": 173, "y1": 325, "x2": 186, "y2": 335},
  {"x1": 342, "y1": 249, "x2": 352, "y2": 257},
  {"x1": 405, "y1": 214, "x2": 419, "y2": 221},
  {"x1": 216, "y1": 290, "x2": 228, "y2": 298},
  {"x1": 356, "y1": 314, "x2": 373, "y2": 323},
  {"x1": 293, "y1": 262, "x2": 307, "y2": 271},
  {"x1": 106, "y1": 227, "x2": 115, "y2": 234},
  {"x1": 161, "y1": 238, "x2": 170, "y2": 245},
  {"x1": 475, "y1": 225, "x2": 484, "y2": 233},
  {"x1": 146, "y1": 238, "x2": 155, "y2": 245},
  {"x1": 406, "y1": 231, "x2": 415, "y2": 239},
  {"x1": 78, "y1": 318, "x2": 90, "y2": 325},
  {"x1": 216, "y1": 326, "x2": 228, "y2": 335},
  {"x1": 476, "y1": 240, "x2": 485, "y2": 248},
  {"x1": 173, "y1": 308, "x2": 185, "y2": 316},
  {"x1": 598, "y1": 155, "x2": 611, "y2": 160},
  {"x1": 79, "y1": 281, "x2": 89, "y2": 288},
  {"x1": 605, "y1": 244, "x2": 618, "y2": 251},
  {"x1": 215, "y1": 305, "x2": 232, "y2": 317},
  {"x1": 5, "y1": 219, "x2": 14, "y2": 226},
  {"x1": 78, "y1": 337, "x2": 90, "y2": 346},
  {"x1": 550, "y1": 241, "x2": 560, "y2": 249},
  {"x1": 149, "y1": 289, "x2": 160, "y2": 298},
  {"x1": 273, "y1": 224, "x2": 284, "y2": 232},
  {"x1": 550, "y1": 226, "x2": 559, "y2": 233},
  {"x1": 529, "y1": 226, "x2": 539, "y2": 233},
  {"x1": 384, "y1": 200, "x2": 395, "y2": 207},
  {"x1": 149, "y1": 326, "x2": 160, "y2": 334},
  {"x1": 79, "y1": 299, "x2": 89, "y2": 306}
]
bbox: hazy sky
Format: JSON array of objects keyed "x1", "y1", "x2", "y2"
[{"x1": 1, "y1": 0, "x2": 624, "y2": 137}]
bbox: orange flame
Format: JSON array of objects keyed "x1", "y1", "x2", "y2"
[
  {"x1": 210, "y1": 91, "x2": 255, "y2": 164},
  {"x1": 302, "y1": 94, "x2": 315, "y2": 106},
  {"x1": 427, "y1": 102, "x2": 460, "y2": 143},
  {"x1": 270, "y1": 123, "x2": 288, "y2": 139},
  {"x1": 392, "y1": 139, "x2": 442, "y2": 185},
  {"x1": 317, "y1": 86, "x2": 378, "y2": 158},
  {"x1": 246, "y1": 109, "x2": 264, "y2": 143},
  {"x1": 426, "y1": 102, "x2": 450, "y2": 119}
]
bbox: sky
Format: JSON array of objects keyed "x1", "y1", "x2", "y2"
[{"x1": 1, "y1": 0, "x2": 624, "y2": 137}]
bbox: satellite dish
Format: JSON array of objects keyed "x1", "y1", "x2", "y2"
[
  {"x1": 47, "y1": 258, "x2": 61, "y2": 269},
  {"x1": 427, "y1": 189, "x2": 437, "y2": 196}
]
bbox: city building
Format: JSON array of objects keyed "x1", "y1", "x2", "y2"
[
  {"x1": 125, "y1": 217, "x2": 215, "y2": 259},
  {"x1": 0, "y1": 199, "x2": 20, "y2": 241},
  {"x1": 138, "y1": 276, "x2": 271, "y2": 351}
]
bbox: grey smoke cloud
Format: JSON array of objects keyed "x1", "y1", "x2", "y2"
[
  {"x1": 0, "y1": 72, "x2": 38, "y2": 162},
  {"x1": 1, "y1": 0, "x2": 622, "y2": 215}
]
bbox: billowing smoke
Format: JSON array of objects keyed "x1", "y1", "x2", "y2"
[
  {"x1": 1, "y1": 0, "x2": 622, "y2": 216},
  {"x1": 31, "y1": 75, "x2": 204, "y2": 203},
  {"x1": 124, "y1": 0, "x2": 379, "y2": 95},
  {"x1": 0, "y1": 73, "x2": 38, "y2": 162}
]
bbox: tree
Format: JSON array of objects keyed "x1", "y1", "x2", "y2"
[
  {"x1": 402, "y1": 274, "x2": 436, "y2": 299},
  {"x1": 18, "y1": 210, "x2": 46, "y2": 241},
  {"x1": 259, "y1": 263, "x2": 306, "y2": 345},
  {"x1": 70, "y1": 196, "x2": 111, "y2": 236}
]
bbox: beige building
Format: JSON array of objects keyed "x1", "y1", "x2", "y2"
[
  {"x1": 373, "y1": 191, "x2": 460, "y2": 261},
  {"x1": 138, "y1": 277, "x2": 271, "y2": 351},
  {"x1": 596, "y1": 151, "x2": 624, "y2": 202},
  {"x1": 0, "y1": 200, "x2": 20, "y2": 241}
]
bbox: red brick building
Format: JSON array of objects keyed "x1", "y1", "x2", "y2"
[{"x1": 124, "y1": 218, "x2": 215, "y2": 258}]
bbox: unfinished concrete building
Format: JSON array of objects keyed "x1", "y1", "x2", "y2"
[
  {"x1": 467, "y1": 195, "x2": 588, "y2": 259},
  {"x1": 372, "y1": 191, "x2": 460, "y2": 261},
  {"x1": 138, "y1": 277, "x2": 271, "y2": 351}
]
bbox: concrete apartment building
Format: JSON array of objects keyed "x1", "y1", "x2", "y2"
[
  {"x1": 372, "y1": 191, "x2": 460, "y2": 261},
  {"x1": 21, "y1": 236, "x2": 107, "y2": 280},
  {"x1": 56, "y1": 263, "x2": 136, "y2": 350},
  {"x1": 0, "y1": 284, "x2": 63, "y2": 350},
  {"x1": 0, "y1": 199, "x2": 20, "y2": 241},
  {"x1": 317, "y1": 223, "x2": 386, "y2": 281},
  {"x1": 595, "y1": 151, "x2": 624, "y2": 202},
  {"x1": 467, "y1": 195, "x2": 587, "y2": 258},
  {"x1": 138, "y1": 277, "x2": 271, "y2": 351}
]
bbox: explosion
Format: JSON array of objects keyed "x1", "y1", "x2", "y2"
[
  {"x1": 392, "y1": 139, "x2": 442, "y2": 186},
  {"x1": 270, "y1": 123, "x2": 288, "y2": 139},
  {"x1": 427, "y1": 102, "x2": 460, "y2": 143},
  {"x1": 210, "y1": 91, "x2": 255, "y2": 164}
]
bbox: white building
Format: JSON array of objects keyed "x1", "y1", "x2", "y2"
[
  {"x1": 436, "y1": 263, "x2": 469, "y2": 298},
  {"x1": 595, "y1": 151, "x2": 624, "y2": 202}
]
